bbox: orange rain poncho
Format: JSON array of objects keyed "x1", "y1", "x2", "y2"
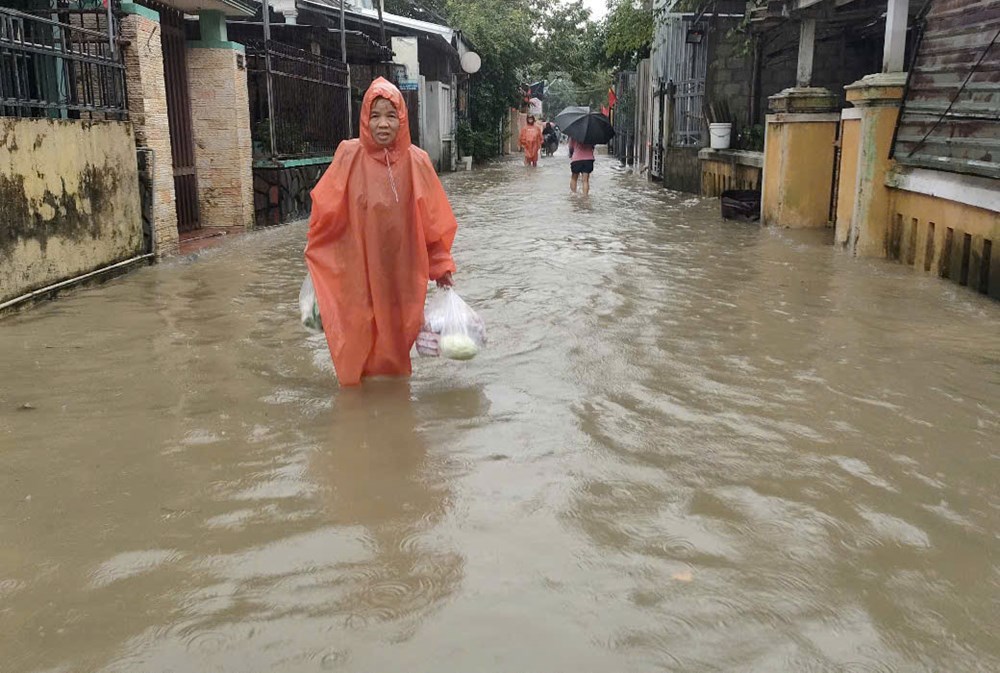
[
  {"x1": 519, "y1": 123, "x2": 543, "y2": 162},
  {"x1": 305, "y1": 78, "x2": 458, "y2": 386}
]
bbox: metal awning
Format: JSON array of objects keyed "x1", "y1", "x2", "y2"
[
  {"x1": 300, "y1": 0, "x2": 459, "y2": 59},
  {"x1": 146, "y1": 0, "x2": 255, "y2": 17},
  {"x1": 226, "y1": 20, "x2": 393, "y2": 62},
  {"x1": 138, "y1": 0, "x2": 260, "y2": 16}
]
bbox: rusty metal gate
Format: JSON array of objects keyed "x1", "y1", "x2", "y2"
[{"x1": 160, "y1": 6, "x2": 199, "y2": 232}]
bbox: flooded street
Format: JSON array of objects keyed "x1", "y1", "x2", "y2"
[{"x1": 2, "y1": 153, "x2": 999, "y2": 672}]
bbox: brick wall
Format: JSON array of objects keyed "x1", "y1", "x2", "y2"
[
  {"x1": 186, "y1": 47, "x2": 254, "y2": 229},
  {"x1": 120, "y1": 12, "x2": 179, "y2": 256}
]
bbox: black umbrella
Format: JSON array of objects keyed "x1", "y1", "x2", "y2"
[{"x1": 554, "y1": 106, "x2": 615, "y2": 146}]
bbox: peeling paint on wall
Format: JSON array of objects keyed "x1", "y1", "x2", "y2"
[{"x1": 0, "y1": 118, "x2": 143, "y2": 303}]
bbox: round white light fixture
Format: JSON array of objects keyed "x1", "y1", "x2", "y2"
[{"x1": 461, "y1": 51, "x2": 482, "y2": 74}]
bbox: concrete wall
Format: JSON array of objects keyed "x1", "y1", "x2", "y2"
[
  {"x1": 423, "y1": 79, "x2": 443, "y2": 171},
  {"x1": 762, "y1": 113, "x2": 840, "y2": 228},
  {"x1": 834, "y1": 112, "x2": 861, "y2": 245},
  {"x1": 0, "y1": 118, "x2": 144, "y2": 304},
  {"x1": 187, "y1": 46, "x2": 254, "y2": 229},
  {"x1": 662, "y1": 147, "x2": 702, "y2": 194},
  {"x1": 699, "y1": 149, "x2": 763, "y2": 197},
  {"x1": 885, "y1": 174, "x2": 1000, "y2": 299}
]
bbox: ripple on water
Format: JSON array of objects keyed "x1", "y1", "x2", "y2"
[
  {"x1": 0, "y1": 578, "x2": 26, "y2": 596},
  {"x1": 89, "y1": 549, "x2": 182, "y2": 588}
]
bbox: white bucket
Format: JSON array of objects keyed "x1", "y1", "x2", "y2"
[
  {"x1": 462, "y1": 155, "x2": 473, "y2": 171},
  {"x1": 709, "y1": 123, "x2": 733, "y2": 150}
]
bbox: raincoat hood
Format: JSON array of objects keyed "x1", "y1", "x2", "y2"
[{"x1": 359, "y1": 77, "x2": 411, "y2": 163}]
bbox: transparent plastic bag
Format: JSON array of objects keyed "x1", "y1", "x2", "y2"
[
  {"x1": 417, "y1": 288, "x2": 486, "y2": 360},
  {"x1": 298, "y1": 274, "x2": 323, "y2": 333}
]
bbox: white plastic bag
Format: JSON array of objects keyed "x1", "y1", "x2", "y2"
[
  {"x1": 298, "y1": 274, "x2": 323, "y2": 333},
  {"x1": 417, "y1": 288, "x2": 486, "y2": 360}
]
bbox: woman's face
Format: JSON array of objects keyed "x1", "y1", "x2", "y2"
[
  {"x1": 369, "y1": 97, "x2": 400, "y2": 147},
  {"x1": 527, "y1": 116, "x2": 535, "y2": 125}
]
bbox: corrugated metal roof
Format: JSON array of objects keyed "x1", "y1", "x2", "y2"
[{"x1": 893, "y1": 0, "x2": 1000, "y2": 179}]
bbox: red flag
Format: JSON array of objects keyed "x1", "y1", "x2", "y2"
[
  {"x1": 608, "y1": 87, "x2": 618, "y2": 108},
  {"x1": 601, "y1": 106, "x2": 610, "y2": 117}
]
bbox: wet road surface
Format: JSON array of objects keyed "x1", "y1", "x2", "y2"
[{"x1": 2, "y1": 152, "x2": 999, "y2": 672}]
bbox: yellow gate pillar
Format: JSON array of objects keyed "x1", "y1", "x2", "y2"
[
  {"x1": 843, "y1": 73, "x2": 906, "y2": 257},
  {"x1": 761, "y1": 87, "x2": 840, "y2": 228}
]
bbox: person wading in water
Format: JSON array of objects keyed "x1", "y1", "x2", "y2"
[
  {"x1": 518, "y1": 114, "x2": 543, "y2": 167},
  {"x1": 305, "y1": 78, "x2": 458, "y2": 386}
]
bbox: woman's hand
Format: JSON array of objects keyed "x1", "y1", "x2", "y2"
[{"x1": 436, "y1": 272, "x2": 454, "y2": 288}]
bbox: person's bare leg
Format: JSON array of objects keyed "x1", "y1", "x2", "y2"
[
  {"x1": 570, "y1": 173, "x2": 578, "y2": 192},
  {"x1": 582, "y1": 173, "x2": 590, "y2": 195}
]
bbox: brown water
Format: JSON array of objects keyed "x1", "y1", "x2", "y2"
[{"x1": 2, "y1": 154, "x2": 999, "y2": 673}]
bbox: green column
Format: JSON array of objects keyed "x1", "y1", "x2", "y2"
[{"x1": 198, "y1": 10, "x2": 228, "y2": 43}]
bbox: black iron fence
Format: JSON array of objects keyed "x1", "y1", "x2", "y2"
[
  {"x1": 0, "y1": 2, "x2": 126, "y2": 120},
  {"x1": 246, "y1": 39, "x2": 350, "y2": 159}
]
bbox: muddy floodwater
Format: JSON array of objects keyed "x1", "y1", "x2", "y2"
[{"x1": 2, "y1": 154, "x2": 999, "y2": 673}]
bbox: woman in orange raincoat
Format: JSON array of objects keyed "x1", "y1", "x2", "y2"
[
  {"x1": 305, "y1": 78, "x2": 458, "y2": 386},
  {"x1": 518, "y1": 114, "x2": 543, "y2": 167}
]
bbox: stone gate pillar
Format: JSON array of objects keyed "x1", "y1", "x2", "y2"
[
  {"x1": 843, "y1": 73, "x2": 907, "y2": 257},
  {"x1": 186, "y1": 11, "x2": 254, "y2": 230},
  {"x1": 761, "y1": 88, "x2": 840, "y2": 228},
  {"x1": 120, "y1": 2, "x2": 179, "y2": 256}
]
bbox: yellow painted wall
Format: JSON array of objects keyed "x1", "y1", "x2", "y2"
[
  {"x1": 701, "y1": 159, "x2": 761, "y2": 197},
  {"x1": 851, "y1": 106, "x2": 903, "y2": 257},
  {"x1": 763, "y1": 122, "x2": 783, "y2": 225},
  {"x1": 834, "y1": 118, "x2": 860, "y2": 245},
  {"x1": 762, "y1": 114, "x2": 840, "y2": 228},
  {"x1": 888, "y1": 188, "x2": 1000, "y2": 298},
  {"x1": 0, "y1": 118, "x2": 143, "y2": 304}
]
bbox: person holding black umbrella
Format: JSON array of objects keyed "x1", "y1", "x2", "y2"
[
  {"x1": 554, "y1": 106, "x2": 615, "y2": 196},
  {"x1": 568, "y1": 137, "x2": 595, "y2": 195}
]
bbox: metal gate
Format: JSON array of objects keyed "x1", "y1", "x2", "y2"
[{"x1": 160, "y1": 7, "x2": 199, "y2": 232}]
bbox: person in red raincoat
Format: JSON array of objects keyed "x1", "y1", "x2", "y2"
[
  {"x1": 518, "y1": 114, "x2": 543, "y2": 167},
  {"x1": 305, "y1": 78, "x2": 457, "y2": 386}
]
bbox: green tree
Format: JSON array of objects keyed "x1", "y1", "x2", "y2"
[
  {"x1": 601, "y1": 0, "x2": 654, "y2": 69},
  {"x1": 384, "y1": 0, "x2": 615, "y2": 157},
  {"x1": 532, "y1": 1, "x2": 593, "y2": 87}
]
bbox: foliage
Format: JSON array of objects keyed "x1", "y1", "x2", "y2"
[
  {"x1": 735, "y1": 124, "x2": 764, "y2": 152},
  {"x1": 727, "y1": 0, "x2": 768, "y2": 58},
  {"x1": 532, "y1": 1, "x2": 593, "y2": 87},
  {"x1": 382, "y1": 0, "x2": 623, "y2": 157},
  {"x1": 444, "y1": 0, "x2": 537, "y2": 148},
  {"x1": 601, "y1": 0, "x2": 654, "y2": 69},
  {"x1": 456, "y1": 120, "x2": 497, "y2": 161}
]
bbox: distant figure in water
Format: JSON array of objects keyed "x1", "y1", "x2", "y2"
[
  {"x1": 568, "y1": 137, "x2": 595, "y2": 195},
  {"x1": 518, "y1": 114, "x2": 543, "y2": 167},
  {"x1": 305, "y1": 78, "x2": 457, "y2": 387}
]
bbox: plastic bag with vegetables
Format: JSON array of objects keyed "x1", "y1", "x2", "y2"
[
  {"x1": 417, "y1": 288, "x2": 486, "y2": 360},
  {"x1": 298, "y1": 274, "x2": 323, "y2": 333}
]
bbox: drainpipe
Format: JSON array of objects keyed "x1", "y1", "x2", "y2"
[
  {"x1": 0, "y1": 254, "x2": 155, "y2": 314},
  {"x1": 262, "y1": 0, "x2": 277, "y2": 158},
  {"x1": 750, "y1": 33, "x2": 763, "y2": 126}
]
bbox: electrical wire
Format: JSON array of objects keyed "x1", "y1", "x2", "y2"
[{"x1": 906, "y1": 25, "x2": 1000, "y2": 158}]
